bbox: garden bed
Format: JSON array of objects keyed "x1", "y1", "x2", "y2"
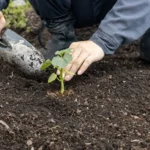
[{"x1": 0, "y1": 10, "x2": 150, "y2": 150}]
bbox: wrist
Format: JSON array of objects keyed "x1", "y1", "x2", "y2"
[{"x1": 89, "y1": 40, "x2": 105, "y2": 57}]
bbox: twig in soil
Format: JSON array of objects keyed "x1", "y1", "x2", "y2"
[
  {"x1": 49, "y1": 125, "x2": 60, "y2": 131},
  {"x1": 131, "y1": 139, "x2": 144, "y2": 143},
  {"x1": 9, "y1": 71, "x2": 14, "y2": 79},
  {"x1": 34, "y1": 125, "x2": 60, "y2": 133},
  {"x1": 0, "y1": 120, "x2": 15, "y2": 134},
  {"x1": 0, "y1": 120, "x2": 10, "y2": 129}
]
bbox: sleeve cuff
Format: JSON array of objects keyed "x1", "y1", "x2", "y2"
[{"x1": 90, "y1": 29, "x2": 120, "y2": 55}]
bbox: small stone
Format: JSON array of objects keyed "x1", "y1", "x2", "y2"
[
  {"x1": 38, "y1": 146, "x2": 43, "y2": 150},
  {"x1": 77, "y1": 109, "x2": 81, "y2": 114},
  {"x1": 95, "y1": 96, "x2": 98, "y2": 99},
  {"x1": 137, "y1": 132, "x2": 141, "y2": 136},
  {"x1": 74, "y1": 98, "x2": 78, "y2": 102},
  {"x1": 50, "y1": 118, "x2": 55, "y2": 123},
  {"x1": 131, "y1": 115, "x2": 140, "y2": 120},
  {"x1": 106, "y1": 117, "x2": 109, "y2": 120},
  {"x1": 31, "y1": 147, "x2": 35, "y2": 150},
  {"x1": 101, "y1": 105, "x2": 104, "y2": 108},
  {"x1": 108, "y1": 75, "x2": 112, "y2": 79},
  {"x1": 50, "y1": 142, "x2": 55, "y2": 146},
  {"x1": 27, "y1": 140, "x2": 33, "y2": 146},
  {"x1": 85, "y1": 143, "x2": 91, "y2": 146},
  {"x1": 84, "y1": 101, "x2": 88, "y2": 106},
  {"x1": 123, "y1": 112, "x2": 128, "y2": 116}
]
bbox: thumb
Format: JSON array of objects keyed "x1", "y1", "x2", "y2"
[{"x1": 0, "y1": 11, "x2": 6, "y2": 32}]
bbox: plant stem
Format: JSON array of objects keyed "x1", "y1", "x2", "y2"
[{"x1": 60, "y1": 69, "x2": 65, "y2": 94}]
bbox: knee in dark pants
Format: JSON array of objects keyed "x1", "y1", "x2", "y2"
[
  {"x1": 71, "y1": 0, "x2": 94, "y2": 27},
  {"x1": 29, "y1": 0, "x2": 71, "y2": 20},
  {"x1": 72, "y1": 0, "x2": 117, "y2": 28},
  {"x1": 140, "y1": 29, "x2": 150, "y2": 61}
]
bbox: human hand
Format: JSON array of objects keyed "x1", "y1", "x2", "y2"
[
  {"x1": 64, "y1": 40, "x2": 105, "y2": 81},
  {"x1": 0, "y1": 11, "x2": 6, "y2": 38}
]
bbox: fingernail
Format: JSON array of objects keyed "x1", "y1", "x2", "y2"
[
  {"x1": 65, "y1": 75, "x2": 70, "y2": 80},
  {"x1": 78, "y1": 70, "x2": 82, "y2": 75},
  {"x1": 57, "y1": 70, "x2": 60, "y2": 75}
]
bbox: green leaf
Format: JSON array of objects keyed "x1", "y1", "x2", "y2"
[
  {"x1": 41, "y1": 59, "x2": 51, "y2": 70},
  {"x1": 63, "y1": 53, "x2": 72, "y2": 63},
  {"x1": 52, "y1": 56, "x2": 68, "y2": 68},
  {"x1": 48, "y1": 73, "x2": 57, "y2": 83},
  {"x1": 55, "y1": 48, "x2": 72, "y2": 56}
]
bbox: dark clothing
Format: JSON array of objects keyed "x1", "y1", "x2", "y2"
[
  {"x1": 0, "y1": 0, "x2": 9, "y2": 10},
  {"x1": 29, "y1": 0, "x2": 116, "y2": 27},
  {"x1": 1, "y1": 0, "x2": 150, "y2": 55},
  {"x1": 29, "y1": 0, "x2": 71, "y2": 20},
  {"x1": 72, "y1": 0, "x2": 117, "y2": 27}
]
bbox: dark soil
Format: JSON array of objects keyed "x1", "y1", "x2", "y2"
[{"x1": 0, "y1": 9, "x2": 150, "y2": 150}]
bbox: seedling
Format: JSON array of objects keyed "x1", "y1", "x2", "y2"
[{"x1": 41, "y1": 48, "x2": 74, "y2": 94}]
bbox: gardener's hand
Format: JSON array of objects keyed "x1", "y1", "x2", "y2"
[
  {"x1": 65, "y1": 40, "x2": 105, "y2": 81},
  {"x1": 0, "y1": 11, "x2": 6, "y2": 37}
]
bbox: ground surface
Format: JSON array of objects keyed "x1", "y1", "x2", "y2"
[{"x1": 0, "y1": 10, "x2": 150, "y2": 150}]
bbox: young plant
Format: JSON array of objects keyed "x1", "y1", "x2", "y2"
[{"x1": 41, "y1": 48, "x2": 73, "y2": 94}]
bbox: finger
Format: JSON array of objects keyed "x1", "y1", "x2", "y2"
[
  {"x1": 57, "y1": 44, "x2": 81, "y2": 75},
  {"x1": 65, "y1": 51, "x2": 89, "y2": 81},
  {"x1": 69, "y1": 42, "x2": 80, "y2": 49},
  {"x1": 65, "y1": 47, "x2": 82, "y2": 73},
  {"x1": 58, "y1": 44, "x2": 81, "y2": 78},
  {"x1": 77, "y1": 55, "x2": 94, "y2": 75},
  {"x1": 0, "y1": 12, "x2": 5, "y2": 30},
  {"x1": 72, "y1": 47, "x2": 82, "y2": 61},
  {"x1": 57, "y1": 70, "x2": 60, "y2": 75}
]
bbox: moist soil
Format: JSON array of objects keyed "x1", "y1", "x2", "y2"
[{"x1": 0, "y1": 10, "x2": 150, "y2": 150}]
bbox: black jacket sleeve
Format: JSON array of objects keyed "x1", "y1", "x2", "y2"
[{"x1": 0, "y1": 0, "x2": 9, "y2": 10}]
